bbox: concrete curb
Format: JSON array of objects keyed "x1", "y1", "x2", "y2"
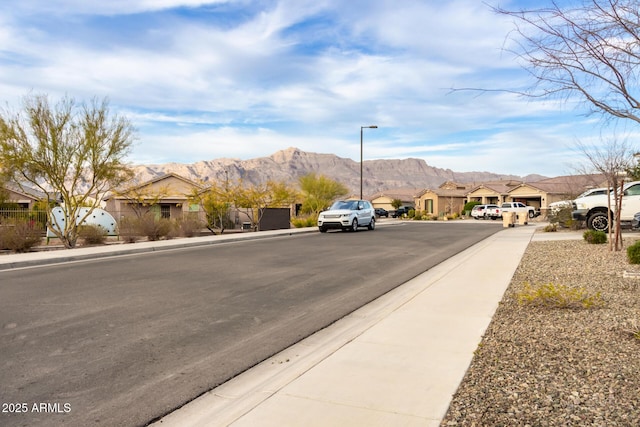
[{"x1": 0, "y1": 227, "x2": 318, "y2": 270}]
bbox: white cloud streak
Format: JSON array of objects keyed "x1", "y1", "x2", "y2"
[{"x1": 0, "y1": 0, "x2": 624, "y2": 177}]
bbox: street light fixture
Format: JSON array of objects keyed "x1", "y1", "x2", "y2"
[{"x1": 360, "y1": 125, "x2": 378, "y2": 199}]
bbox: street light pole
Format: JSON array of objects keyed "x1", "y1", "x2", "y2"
[{"x1": 360, "y1": 125, "x2": 378, "y2": 199}]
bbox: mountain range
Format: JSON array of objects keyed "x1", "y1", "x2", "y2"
[{"x1": 132, "y1": 147, "x2": 546, "y2": 196}]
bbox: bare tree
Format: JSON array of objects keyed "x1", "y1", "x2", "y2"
[
  {"x1": 494, "y1": 0, "x2": 640, "y2": 123},
  {"x1": 0, "y1": 94, "x2": 135, "y2": 248},
  {"x1": 489, "y1": 1, "x2": 640, "y2": 251},
  {"x1": 576, "y1": 137, "x2": 634, "y2": 251}
]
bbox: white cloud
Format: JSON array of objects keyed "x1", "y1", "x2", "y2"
[{"x1": 0, "y1": 0, "x2": 629, "y2": 178}]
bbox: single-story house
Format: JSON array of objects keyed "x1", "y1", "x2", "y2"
[
  {"x1": 460, "y1": 174, "x2": 609, "y2": 217},
  {"x1": 414, "y1": 181, "x2": 470, "y2": 216},
  {"x1": 1, "y1": 183, "x2": 46, "y2": 209},
  {"x1": 104, "y1": 173, "x2": 204, "y2": 220},
  {"x1": 466, "y1": 180, "x2": 522, "y2": 206},
  {"x1": 369, "y1": 188, "x2": 421, "y2": 211}
]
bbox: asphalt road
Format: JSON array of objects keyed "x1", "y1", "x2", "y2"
[{"x1": 0, "y1": 221, "x2": 502, "y2": 427}]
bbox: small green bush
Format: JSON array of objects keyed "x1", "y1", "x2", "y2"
[
  {"x1": 583, "y1": 229, "x2": 607, "y2": 244},
  {"x1": 517, "y1": 282, "x2": 603, "y2": 309},
  {"x1": 0, "y1": 219, "x2": 42, "y2": 253},
  {"x1": 78, "y1": 225, "x2": 107, "y2": 245},
  {"x1": 408, "y1": 209, "x2": 415, "y2": 218},
  {"x1": 627, "y1": 240, "x2": 640, "y2": 264},
  {"x1": 463, "y1": 201, "x2": 481, "y2": 214},
  {"x1": 544, "y1": 223, "x2": 558, "y2": 232},
  {"x1": 291, "y1": 215, "x2": 317, "y2": 228}
]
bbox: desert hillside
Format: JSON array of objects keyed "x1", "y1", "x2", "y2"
[{"x1": 132, "y1": 147, "x2": 545, "y2": 195}]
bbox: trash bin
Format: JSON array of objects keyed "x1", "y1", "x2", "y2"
[
  {"x1": 517, "y1": 213, "x2": 528, "y2": 226},
  {"x1": 502, "y1": 212, "x2": 515, "y2": 228}
]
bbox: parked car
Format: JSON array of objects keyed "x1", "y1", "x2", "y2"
[
  {"x1": 501, "y1": 202, "x2": 538, "y2": 219},
  {"x1": 374, "y1": 207, "x2": 389, "y2": 217},
  {"x1": 391, "y1": 206, "x2": 414, "y2": 218},
  {"x1": 484, "y1": 204, "x2": 502, "y2": 220},
  {"x1": 471, "y1": 204, "x2": 488, "y2": 219},
  {"x1": 549, "y1": 188, "x2": 608, "y2": 214},
  {"x1": 574, "y1": 181, "x2": 640, "y2": 232},
  {"x1": 632, "y1": 211, "x2": 640, "y2": 230},
  {"x1": 318, "y1": 200, "x2": 376, "y2": 232}
]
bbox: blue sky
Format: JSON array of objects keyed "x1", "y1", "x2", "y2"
[{"x1": 0, "y1": 0, "x2": 621, "y2": 177}]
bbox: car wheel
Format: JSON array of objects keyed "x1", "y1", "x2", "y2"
[
  {"x1": 319, "y1": 226, "x2": 327, "y2": 233},
  {"x1": 528, "y1": 210, "x2": 535, "y2": 219},
  {"x1": 368, "y1": 217, "x2": 375, "y2": 230},
  {"x1": 587, "y1": 211, "x2": 609, "y2": 232},
  {"x1": 350, "y1": 218, "x2": 359, "y2": 232}
]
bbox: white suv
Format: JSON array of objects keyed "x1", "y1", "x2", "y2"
[{"x1": 318, "y1": 200, "x2": 376, "y2": 232}]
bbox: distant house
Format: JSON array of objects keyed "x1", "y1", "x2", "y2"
[
  {"x1": 104, "y1": 173, "x2": 203, "y2": 220},
  {"x1": 526, "y1": 174, "x2": 608, "y2": 211},
  {"x1": 1, "y1": 183, "x2": 46, "y2": 209},
  {"x1": 464, "y1": 174, "x2": 607, "y2": 214},
  {"x1": 369, "y1": 188, "x2": 421, "y2": 211},
  {"x1": 414, "y1": 181, "x2": 470, "y2": 216},
  {"x1": 466, "y1": 180, "x2": 522, "y2": 206}
]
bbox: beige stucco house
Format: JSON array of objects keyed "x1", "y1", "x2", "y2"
[
  {"x1": 370, "y1": 188, "x2": 421, "y2": 211},
  {"x1": 414, "y1": 181, "x2": 470, "y2": 216},
  {"x1": 1, "y1": 183, "x2": 46, "y2": 209},
  {"x1": 464, "y1": 174, "x2": 607, "y2": 215},
  {"x1": 104, "y1": 173, "x2": 203, "y2": 220}
]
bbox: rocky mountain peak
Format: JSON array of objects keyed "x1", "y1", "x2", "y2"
[{"x1": 130, "y1": 147, "x2": 544, "y2": 195}]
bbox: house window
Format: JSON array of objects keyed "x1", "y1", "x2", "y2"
[{"x1": 160, "y1": 204, "x2": 171, "y2": 219}]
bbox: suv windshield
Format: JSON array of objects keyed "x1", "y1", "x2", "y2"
[{"x1": 330, "y1": 200, "x2": 358, "y2": 210}]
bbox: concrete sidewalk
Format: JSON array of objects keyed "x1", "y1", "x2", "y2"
[{"x1": 151, "y1": 224, "x2": 538, "y2": 427}]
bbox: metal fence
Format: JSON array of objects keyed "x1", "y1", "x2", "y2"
[{"x1": 0, "y1": 209, "x2": 48, "y2": 232}]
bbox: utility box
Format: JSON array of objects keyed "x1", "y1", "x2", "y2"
[{"x1": 502, "y1": 211, "x2": 515, "y2": 228}]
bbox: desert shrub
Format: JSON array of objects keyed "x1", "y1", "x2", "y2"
[
  {"x1": 175, "y1": 215, "x2": 203, "y2": 237},
  {"x1": 544, "y1": 223, "x2": 558, "y2": 232},
  {"x1": 583, "y1": 229, "x2": 607, "y2": 244},
  {"x1": 0, "y1": 219, "x2": 42, "y2": 253},
  {"x1": 117, "y1": 216, "x2": 139, "y2": 243},
  {"x1": 137, "y1": 213, "x2": 174, "y2": 241},
  {"x1": 78, "y1": 225, "x2": 107, "y2": 245},
  {"x1": 548, "y1": 206, "x2": 574, "y2": 228},
  {"x1": 627, "y1": 321, "x2": 640, "y2": 341},
  {"x1": 408, "y1": 209, "x2": 415, "y2": 218},
  {"x1": 291, "y1": 215, "x2": 317, "y2": 228},
  {"x1": 412, "y1": 210, "x2": 424, "y2": 220},
  {"x1": 517, "y1": 282, "x2": 604, "y2": 309},
  {"x1": 627, "y1": 240, "x2": 640, "y2": 264}
]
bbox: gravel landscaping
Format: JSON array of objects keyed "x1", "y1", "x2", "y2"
[{"x1": 441, "y1": 232, "x2": 640, "y2": 426}]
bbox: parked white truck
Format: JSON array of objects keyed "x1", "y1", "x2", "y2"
[
  {"x1": 500, "y1": 202, "x2": 537, "y2": 219},
  {"x1": 572, "y1": 181, "x2": 640, "y2": 232}
]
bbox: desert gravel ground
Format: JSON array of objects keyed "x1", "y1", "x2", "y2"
[{"x1": 441, "y1": 232, "x2": 640, "y2": 426}]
